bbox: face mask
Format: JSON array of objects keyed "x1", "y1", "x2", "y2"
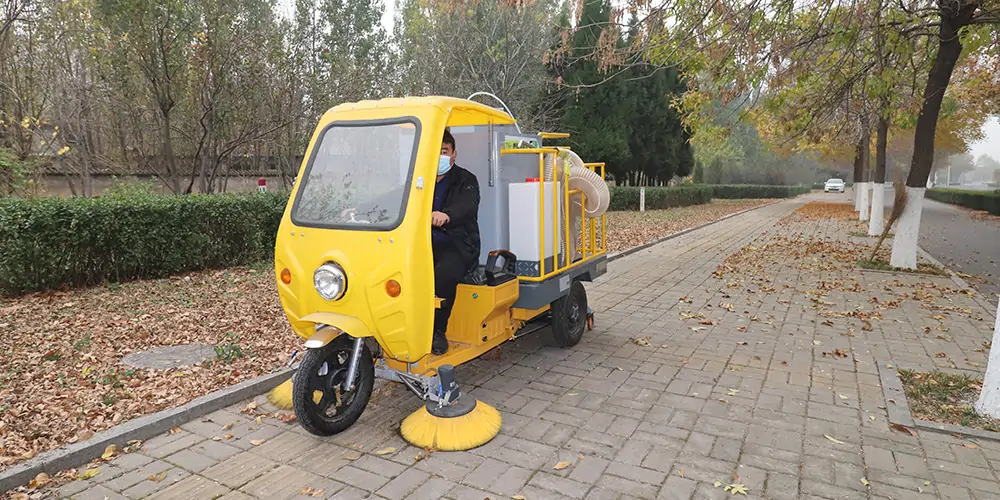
[{"x1": 437, "y1": 154, "x2": 452, "y2": 175}]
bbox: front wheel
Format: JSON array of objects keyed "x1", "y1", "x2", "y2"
[
  {"x1": 292, "y1": 335, "x2": 375, "y2": 436},
  {"x1": 550, "y1": 280, "x2": 588, "y2": 347}
]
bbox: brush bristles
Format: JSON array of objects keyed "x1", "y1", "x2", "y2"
[
  {"x1": 400, "y1": 401, "x2": 502, "y2": 451},
  {"x1": 267, "y1": 379, "x2": 294, "y2": 410}
]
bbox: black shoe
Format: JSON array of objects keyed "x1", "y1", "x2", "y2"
[{"x1": 432, "y1": 332, "x2": 449, "y2": 355}]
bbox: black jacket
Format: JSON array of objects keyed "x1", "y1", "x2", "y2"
[{"x1": 437, "y1": 165, "x2": 481, "y2": 270}]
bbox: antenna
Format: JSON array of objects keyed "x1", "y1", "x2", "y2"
[{"x1": 467, "y1": 92, "x2": 522, "y2": 133}]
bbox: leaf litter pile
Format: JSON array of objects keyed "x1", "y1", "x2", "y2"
[
  {"x1": 709, "y1": 201, "x2": 988, "y2": 363},
  {"x1": 0, "y1": 268, "x2": 297, "y2": 470},
  {"x1": 605, "y1": 199, "x2": 774, "y2": 253}
]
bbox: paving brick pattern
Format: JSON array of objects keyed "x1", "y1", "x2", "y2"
[{"x1": 58, "y1": 194, "x2": 999, "y2": 499}]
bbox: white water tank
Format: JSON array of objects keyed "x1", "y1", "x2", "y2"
[{"x1": 508, "y1": 179, "x2": 562, "y2": 273}]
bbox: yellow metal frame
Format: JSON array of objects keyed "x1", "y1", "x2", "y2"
[{"x1": 498, "y1": 149, "x2": 607, "y2": 283}]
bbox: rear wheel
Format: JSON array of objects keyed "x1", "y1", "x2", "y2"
[
  {"x1": 292, "y1": 335, "x2": 374, "y2": 436},
  {"x1": 551, "y1": 280, "x2": 588, "y2": 347}
]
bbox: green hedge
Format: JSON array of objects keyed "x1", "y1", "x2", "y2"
[
  {"x1": 709, "y1": 184, "x2": 813, "y2": 199},
  {"x1": 926, "y1": 188, "x2": 1000, "y2": 215},
  {"x1": 0, "y1": 192, "x2": 289, "y2": 296},
  {"x1": 608, "y1": 185, "x2": 713, "y2": 211}
]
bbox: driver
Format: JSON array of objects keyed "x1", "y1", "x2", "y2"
[{"x1": 431, "y1": 129, "x2": 481, "y2": 355}]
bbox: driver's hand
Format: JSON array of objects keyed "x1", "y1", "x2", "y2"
[
  {"x1": 431, "y1": 211, "x2": 450, "y2": 227},
  {"x1": 340, "y1": 208, "x2": 357, "y2": 219}
]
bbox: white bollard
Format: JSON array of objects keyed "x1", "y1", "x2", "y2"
[{"x1": 639, "y1": 187, "x2": 645, "y2": 212}]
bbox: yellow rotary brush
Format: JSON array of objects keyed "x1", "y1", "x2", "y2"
[{"x1": 399, "y1": 365, "x2": 501, "y2": 451}]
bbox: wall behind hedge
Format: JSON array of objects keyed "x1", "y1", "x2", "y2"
[
  {"x1": 0, "y1": 192, "x2": 289, "y2": 296},
  {"x1": 926, "y1": 188, "x2": 1000, "y2": 215}
]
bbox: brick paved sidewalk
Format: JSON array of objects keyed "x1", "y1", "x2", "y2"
[{"x1": 56, "y1": 195, "x2": 999, "y2": 500}]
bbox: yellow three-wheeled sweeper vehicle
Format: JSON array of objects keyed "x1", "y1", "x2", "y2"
[{"x1": 272, "y1": 95, "x2": 610, "y2": 451}]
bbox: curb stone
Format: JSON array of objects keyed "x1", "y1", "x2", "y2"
[
  {"x1": 608, "y1": 198, "x2": 788, "y2": 263},
  {"x1": 916, "y1": 246, "x2": 997, "y2": 322},
  {"x1": 0, "y1": 368, "x2": 293, "y2": 493},
  {"x1": 877, "y1": 359, "x2": 1000, "y2": 442}
]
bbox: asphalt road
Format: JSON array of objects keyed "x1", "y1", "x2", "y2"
[
  {"x1": 874, "y1": 186, "x2": 1000, "y2": 302},
  {"x1": 915, "y1": 198, "x2": 1000, "y2": 302}
]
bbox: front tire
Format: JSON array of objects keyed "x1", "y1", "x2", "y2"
[
  {"x1": 551, "y1": 280, "x2": 588, "y2": 348},
  {"x1": 292, "y1": 335, "x2": 375, "y2": 436}
]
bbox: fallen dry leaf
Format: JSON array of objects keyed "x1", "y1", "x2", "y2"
[
  {"x1": 860, "y1": 478, "x2": 870, "y2": 486},
  {"x1": 148, "y1": 471, "x2": 167, "y2": 482},
  {"x1": 512, "y1": 496, "x2": 527, "y2": 500},
  {"x1": 241, "y1": 401, "x2": 258, "y2": 414},
  {"x1": 723, "y1": 483, "x2": 749, "y2": 495},
  {"x1": 101, "y1": 444, "x2": 117, "y2": 460},
  {"x1": 77, "y1": 468, "x2": 100, "y2": 480},
  {"x1": 678, "y1": 471, "x2": 685, "y2": 478},
  {"x1": 553, "y1": 461, "x2": 571, "y2": 470},
  {"x1": 300, "y1": 487, "x2": 325, "y2": 497},
  {"x1": 963, "y1": 443, "x2": 978, "y2": 449},
  {"x1": 250, "y1": 439, "x2": 266, "y2": 446},
  {"x1": 222, "y1": 422, "x2": 235, "y2": 431},
  {"x1": 168, "y1": 427, "x2": 182, "y2": 435},
  {"x1": 277, "y1": 413, "x2": 297, "y2": 423},
  {"x1": 375, "y1": 447, "x2": 396, "y2": 455},
  {"x1": 28, "y1": 472, "x2": 50, "y2": 488},
  {"x1": 824, "y1": 434, "x2": 845, "y2": 445},
  {"x1": 889, "y1": 423, "x2": 917, "y2": 437}
]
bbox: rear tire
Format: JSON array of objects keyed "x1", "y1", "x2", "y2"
[
  {"x1": 551, "y1": 280, "x2": 588, "y2": 347},
  {"x1": 293, "y1": 335, "x2": 374, "y2": 436}
]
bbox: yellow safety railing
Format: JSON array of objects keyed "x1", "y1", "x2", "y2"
[{"x1": 499, "y1": 148, "x2": 607, "y2": 283}]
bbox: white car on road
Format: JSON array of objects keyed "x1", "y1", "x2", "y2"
[{"x1": 824, "y1": 178, "x2": 845, "y2": 193}]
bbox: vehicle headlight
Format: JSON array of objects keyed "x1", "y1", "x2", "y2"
[{"x1": 314, "y1": 262, "x2": 347, "y2": 301}]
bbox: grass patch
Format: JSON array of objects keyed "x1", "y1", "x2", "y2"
[
  {"x1": 856, "y1": 260, "x2": 949, "y2": 276},
  {"x1": 849, "y1": 231, "x2": 894, "y2": 238},
  {"x1": 899, "y1": 369, "x2": 1000, "y2": 432}
]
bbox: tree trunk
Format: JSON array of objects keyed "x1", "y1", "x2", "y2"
[
  {"x1": 975, "y1": 299, "x2": 1000, "y2": 418},
  {"x1": 161, "y1": 111, "x2": 182, "y2": 194},
  {"x1": 853, "y1": 135, "x2": 864, "y2": 211},
  {"x1": 859, "y1": 131, "x2": 871, "y2": 221},
  {"x1": 869, "y1": 116, "x2": 888, "y2": 236},
  {"x1": 892, "y1": 2, "x2": 977, "y2": 268}
]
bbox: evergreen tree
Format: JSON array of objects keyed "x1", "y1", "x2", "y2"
[{"x1": 556, "y1": 0, "x2": 630, "y2": 180}]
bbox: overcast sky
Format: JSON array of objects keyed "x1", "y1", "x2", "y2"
[
  {"x1": 276, "y1": 0, "x2": 397, "y2": 33},
  {"x1": 969, "y1": 116, "x2": 1000, "y2": 162}
]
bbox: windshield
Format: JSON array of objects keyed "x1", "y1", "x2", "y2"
[
  {"x1": 827, "y1": 179, "x2": 844, "y2": 184},
  {"x1": 291, "y1": 120, "x2": 419, "y2": 229}
]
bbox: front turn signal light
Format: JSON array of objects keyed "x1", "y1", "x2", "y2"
[
  {"x1": 386, "y1": 280, "x2": 401, "y2": 297},
  {"x1": 280, "y1": 268, "x2": 292, "y2": 284}
]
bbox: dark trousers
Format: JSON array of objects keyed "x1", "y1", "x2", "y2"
[{"x1": 433, "y1": 242, "x2": 467, "y2": 336}]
